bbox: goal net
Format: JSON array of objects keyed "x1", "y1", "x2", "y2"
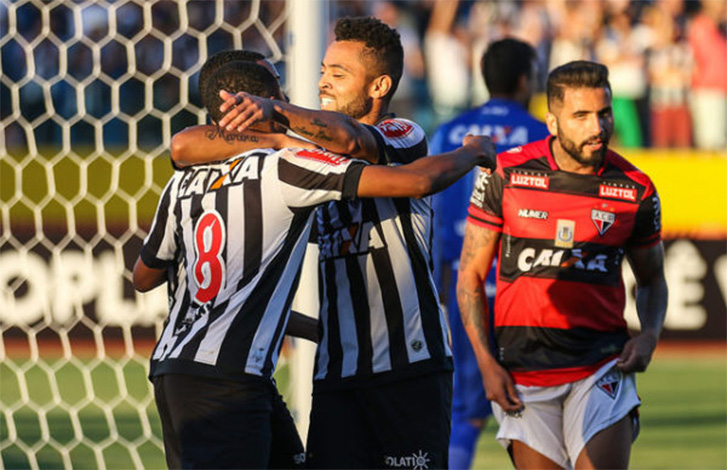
[{"x1": 0, "y1": 1, "x2": 313, "y2": 468}]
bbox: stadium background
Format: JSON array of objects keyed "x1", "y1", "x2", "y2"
[{"x1": 1, "y1": 1, "x2": 725, "y2": 469}]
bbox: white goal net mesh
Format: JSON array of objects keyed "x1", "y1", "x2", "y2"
[{"x1": 0, "y1": 1, "x2": 292, "y2": 468}]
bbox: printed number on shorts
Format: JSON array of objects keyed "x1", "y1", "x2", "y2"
[{"x1": 193, "y1": 210, "x2": 226, "y2": 303}]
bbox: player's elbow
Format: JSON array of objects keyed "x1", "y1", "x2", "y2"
[{"x1": 170, "y1": 133, "x2": 190, "y2": 167}]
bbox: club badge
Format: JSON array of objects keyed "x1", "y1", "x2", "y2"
[{"x1": 591, "y1": 209, "x2": 616, "y2": 236}]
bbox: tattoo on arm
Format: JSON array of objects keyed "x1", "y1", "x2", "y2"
[
  {"x1": 458, "y1": 226, "x2": 496, "y2": 345},
  {"x1": 205, "y1": 127, "x2": 259, "y2": 145},
  {"x1": 292, "y1": 118, "x2": 334, "y2": 143}
]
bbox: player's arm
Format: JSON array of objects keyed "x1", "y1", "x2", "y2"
[
  {"x1": 355, "y1": 135, "x2": 495, "y2": 198},
  {"x1": 170, "y1": 125, "x2": 315, "y2": 169},
  {"x1": 285, "y1": 311, "x2": 320, "y2": 343},
  {"x1": 217, "y1": 91, "x2": 380, "y2": 163},
  {"x1": 457, "y1": 222, "x2": 522, "y2": 413},
  {"x1": 617, "y1": 242, "x2": 668, "y2": 373},
  {"x1": 132, "y1": 257, "x2": 167, "y2": 292}
]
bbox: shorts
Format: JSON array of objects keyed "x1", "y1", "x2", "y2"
[
  {"x1": 306, "y1": 371, "x2": 452, "y2": 469},
  {"x1": 269, "y1": 386, "x2": 306, "y2": 469},
  {"x1": 153, "y1": 373, "x2": 278, "y2": 469},
  {"x1": 491, "y1": 359, "x2": 640, "y2": 469}
]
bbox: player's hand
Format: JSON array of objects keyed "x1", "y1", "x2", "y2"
[
  {"x1": 616, "y1": 332, "x2": 658, "y2": 373},
  {"x1": 218, "y1": 90, "x2": 273, "y2": 132},
  {"x1": 481, "y1": 360, "x2": 523, "y2": 414},
  {"x1": 462, "y1": 134, "x2": 496, "y2": 170}
]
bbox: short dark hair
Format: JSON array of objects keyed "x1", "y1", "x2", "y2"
[
  {"x1": 198, "y1": 49, "x2": 266, "y2": 107},
  {"x1": 547, "y1": 61, "x2": 611, "y2": 110},
  {"x1": 203, "y1": 61, "x2": 279, "y2": 123},
  {"x1": 334, "y1": 16, "x2": 404, "y2": 100},
  {"x1": 481, "y1": 38, "x2": 537, "y2": 96}
]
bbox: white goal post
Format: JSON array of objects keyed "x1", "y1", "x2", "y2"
[{"x1": 0, "y1": 1, "x2": 325, "y2": 468}]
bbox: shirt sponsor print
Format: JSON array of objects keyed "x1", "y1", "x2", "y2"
[
  {"x1": 510, "y1": 172, "x2": 549, "y2": 189},
  {"x1": 379, "y1": 119, "x2": 414, "y2": 139},
  {"x1": 599, "y1": 184, "x2": 637, "y2": 202},
  {"x1": 385, "y1": 450, "x2": 431, "y2": 470}
]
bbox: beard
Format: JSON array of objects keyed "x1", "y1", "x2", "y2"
[
  {"x1": 557, "y1": 123, "x2": 610, "y2": 166},
  {"x1": 323, "y1": 93, "x2": 373, "y2": 120}
]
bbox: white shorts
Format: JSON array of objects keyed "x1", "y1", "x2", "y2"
[{"x1": 492, "y1": 359, "x2": 640, "y2": 469}]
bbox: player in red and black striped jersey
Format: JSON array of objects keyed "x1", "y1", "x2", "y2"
[
  {"x1": 134, "y1": 60, "x2": 495, "y2": 469},
  {"x1": 458, "y1": 61, "x2": 668, "y2": 469}
]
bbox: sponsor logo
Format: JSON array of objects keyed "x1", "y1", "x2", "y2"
[
  {"x1": 379, "y1": 119, "x2": 414, "y2": 138},
  {"x1": 385, "y1": 450, "x2": 430, "y2": 470},
  {"x1": 446, "y1": 123, "x2": 530, "y2": 147},
  {"x1": 510, "y1": 173, "x2": 549, "y2": 189},
  {"x1": 591, "y1": 208, "x2": 616, "y2": 235},
  {"x1": 518, "y1": 208, "x2": 548, "y2": 220},
  {"x1": 506, "y1": 146, "x2": 523, "y2": 153},
  {"x1": 296, "y1": 149, "x2": 348, "y2": 166},
  {"x1": 596, "y1": 369, "x2": 622, "y2": 399},
  {"x1": 517, "y1": 248, "x2": 610, "y2": 273},
  {"x1": 555, "y1": 219, "x2": 575, "y2": 248},
  {"x1": 599, "y1": 184, "x2": 637, "y2": 202}
]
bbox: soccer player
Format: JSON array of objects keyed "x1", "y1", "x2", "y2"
[
  {"x1": 430, "y1": 38, "x2": 550, "y2": 469},
  {"x1": 457, "y1": 60, "x2": 668, "y2": 469},
  {"x1": 176, "y1": 17, "x2": 457, "y2": 468},
  {"x1": 134, "y1": 60, "x2": 495, "y2": 469}
]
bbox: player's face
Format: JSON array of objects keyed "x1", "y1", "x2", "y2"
[
  {"x1": 549, "y1": 87, "x2": 614, "y2": 167},
  {"x1": 319, "y1": 40, "x2": 374, "y2": 120}
]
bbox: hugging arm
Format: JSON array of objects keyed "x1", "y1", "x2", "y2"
[{"x1": 217, "y1": 91, "x2": 380, "y2": 163}]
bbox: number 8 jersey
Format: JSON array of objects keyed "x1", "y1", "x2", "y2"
[{"x1": 140, "y1": 147, "x2": 366, "y2": 382}]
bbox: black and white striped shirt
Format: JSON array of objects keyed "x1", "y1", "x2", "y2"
[
  {"x1": 312, "y1": 117, "x2": 453, "y2": 390},
  {"x1": 140, "y1": 147, "x2": 365, "y2": 382}
]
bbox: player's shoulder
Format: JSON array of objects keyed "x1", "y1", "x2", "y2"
[
  {"x1": 604, "y1": 149, "x2": 656, "y2": 190},
  {"x1": 496, "y1": 137, "x2": 551, "y2": 169},
  {"x1": 281, "y1": 147, "x2": 356, "y2": 167},
  {"x1": 375, "y1": 117, "x2": 426, "y2": 144}
]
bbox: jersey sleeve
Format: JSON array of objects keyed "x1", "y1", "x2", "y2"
[
  {"x1": 277, "y1": 148, "x2": 367, "y2": 208},
  {"x1": 366, "y1": 117, "x2": 428, "y2": 165},
  {"x1": 466, "y1": 166, "x2": 504, "y2": 233},
  {"x1": 629, "y1": 184, "x2": 662, "y2": 248},
  {"x1": 140, "y1": 174, "x2": 181, "y2": 268}
]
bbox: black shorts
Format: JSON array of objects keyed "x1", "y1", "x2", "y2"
[
  {"x1": 270, "y1": 387, "x2": 305, "y2": 469},
  {"x1": 154, "y1": 373, "x2": 301, "y2": 469},
  {"x1": 306, "y1": 371, "x2": 452, "y2": 469}
]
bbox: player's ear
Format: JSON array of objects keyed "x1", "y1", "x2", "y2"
[
  {"x1": 545, "y1": 112, "x2": 558, "y2": 136},
  {"x1": 369, "y1": 74, "x2": 393, "y2": 100}
]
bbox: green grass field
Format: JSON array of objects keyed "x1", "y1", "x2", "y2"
[
  {"x1": 472, "y1": 355, "x2": 727, "y2": 470},
  {"x1": 1, "y1": 355, "x2": 724, "y2": 469}
]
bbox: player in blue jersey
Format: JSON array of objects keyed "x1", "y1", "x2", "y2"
[{"x1": 430, "y1": 38, "x2": 550, "y2": 469}]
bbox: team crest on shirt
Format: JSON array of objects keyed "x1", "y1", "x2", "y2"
[
  {"x1": 378, "y1": 119, "x2": 413, "y2": 138},
  {"x1": 596, "y1": 369, "x2": 622, "y2": 399},
  {"x1": 591, "y1": 208, "x2": 616, "y2": 236}
]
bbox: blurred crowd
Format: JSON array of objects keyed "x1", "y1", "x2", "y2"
[{"x1": 3, "y1": 0, "x2": 726, "y2": 150}]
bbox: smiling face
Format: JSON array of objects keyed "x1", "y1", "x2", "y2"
[
  {"x1": 546, "y1": 86, "x2": 614, "y2": 170},
  {"x1": 318, "y1": 40, "x2": 378, "y2": 122}
]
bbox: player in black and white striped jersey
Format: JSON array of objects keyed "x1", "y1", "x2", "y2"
[
  {"x1": 134, "y1": 60, "x2": 495, "y2": 469},
  {"x1": 197, "y1": 17, "x2": 457, "y2": 469}
]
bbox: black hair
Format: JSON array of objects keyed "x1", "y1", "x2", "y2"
[
  {"x1": 203, "y1": 61, "x2": 279, "y2": 123},
  {"x1": 547, "y1": 61, "x2": 611, "y2": 110},
  {"x1": 334, "y1": 16, "x2": 404, "y2": 100},
  {"x1": 198, "y1": 49, "x2": 266, "y2": 107},
  {"x1": 481, "y1": 38, "x2": 537, "y2": 96}
]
